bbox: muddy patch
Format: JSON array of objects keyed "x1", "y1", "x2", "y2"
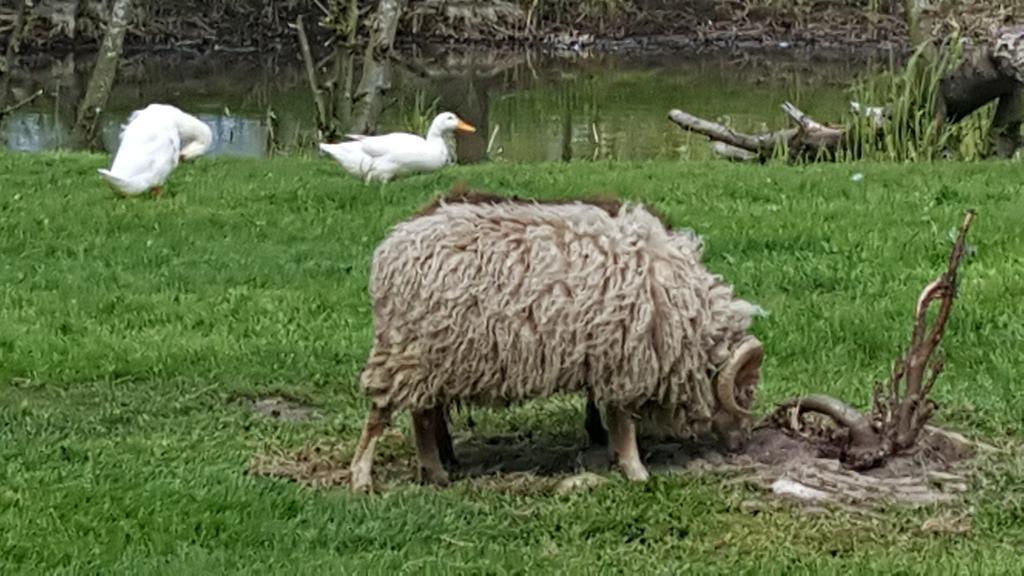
[
  {"x1": 248, "y1": 423, "x2": 990, "y2": 511},
  {"x1": 236, "y1": 393, "x2": 321, "y2": 422}
]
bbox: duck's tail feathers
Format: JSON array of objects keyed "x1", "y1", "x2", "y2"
[{"x1": 97, "y1": 169, "x2": 143, "y2": 194}]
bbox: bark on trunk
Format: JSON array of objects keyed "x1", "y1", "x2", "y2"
[
  {"x1": 330, "y1": 0, "x2": 360, "y2": 132},
  {"x1": 71, "y1": 0, "x2": 133, "y2": 150},
  {"x1": 904, "y1": 0, "x2": 939, "y2": 50},
  {"x1": 935, "y1": 28, "x2": 1024, "y2": 157},
  {"x1": 350, "y1": 0, "x2": 407, "y2": 135}
]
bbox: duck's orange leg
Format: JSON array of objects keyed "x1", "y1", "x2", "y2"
[{"x1": 151, "y1": 186, "x2": 163, "y2": 198}]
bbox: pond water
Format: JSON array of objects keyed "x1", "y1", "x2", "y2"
[{"x1": 2, "y1": 46, "x2": 884, "y2": 162}]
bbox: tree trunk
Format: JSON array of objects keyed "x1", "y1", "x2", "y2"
[
  {"x1": 71, "y1": 0, "x2": 133, "y2": 150},
  {"x1": 438, "y1": 75, "x2": 491, "y2": 164},
  {"x1": 294, "y1": 15, "x2": 329, "y2": 139},
  {"x1": 0, "y1": 0, "x2": 31, "y2": 110},
  {"x1": 903, "y1": 0, "x2": 938, "y2": 50},
  {"x1": 350, "y1": 0, "x2": 408, "y2": 135},
  {"x1": 328, "y1": 0, "x2": 360, "y2": 134},
  {"x1": 934, "y1": 28, "x2": 1024, "y2": 158}
]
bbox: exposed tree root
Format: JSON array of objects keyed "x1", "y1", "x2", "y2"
[{"x1": 769, "y1": 209, "x2": 977, "y2": 471}]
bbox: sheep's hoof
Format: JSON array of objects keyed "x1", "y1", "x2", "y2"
[
  {"x1": 418, "y1": 466, "x2": 450, "y2": 487},
  {"x1": 350, "y1": 468, "x2": 374, "y2": 493},
  {"x1": 620, "y1": 464, "x2": 651, "y2": 482}
]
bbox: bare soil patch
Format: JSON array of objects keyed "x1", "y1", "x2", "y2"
[
  {"x1": 248, "y1": 422, "x2": 990, "y2": 511},
  {"x1": 236, "y1": 393, "x2": 321, "y2": 422}
]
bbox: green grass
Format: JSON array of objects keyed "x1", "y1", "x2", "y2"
[{"x1": 2, "y1": 150, "x2": 1024, "y2": 573}]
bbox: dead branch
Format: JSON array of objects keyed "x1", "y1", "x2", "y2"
[
  {"x1": 710, "y1": 141, "x2": 758, "y2": 162},
  {"x1": 668, "y1": 104, "x2": 847, "y2": 162},
  {"x1": 890, "y1": 209, "x2": 976, "y2": 449},
  {"x1": 781, "y1": 101, "x2": 847, "y2": 161},
  {"x1": 667, "y1": 108, "x2": 794, "y2": 158},
  {"x1": 769, "y1": 209, "x2": 977, "y2": 471},
  {"x1": 0, "y1": 88, "x2": 42, "y2": 121}
]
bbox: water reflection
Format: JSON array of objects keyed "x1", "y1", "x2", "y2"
[{"x1": 1, "y1": 48, "x2": 879, "y2": 162}]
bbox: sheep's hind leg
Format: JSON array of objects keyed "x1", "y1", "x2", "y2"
[
  {"x1": 349, "y1": 405, "x2": 392, "y2": 492},
  {"x1": 433, "y1": 405, "x2": 458, "y2": 468},
  {"x1": 412, "y1": 408, "x2": 451, "y2": 486},
  {"x1": 584, "y1": 395, "x2": 608, "y2": 447},
  {"x1": 605, "y1": 406, "x2": 650, "y2": 482}
]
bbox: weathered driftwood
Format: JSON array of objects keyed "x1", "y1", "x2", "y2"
[
  {"x1": 71, "y1": 0, "x2": 133, "y2": 150},
  {"x1": 668, "y1": 102, "x2": 845, "y2": 162},
  {"x1": 772, "y1": 209, "x2": 976, "y2": 471}
]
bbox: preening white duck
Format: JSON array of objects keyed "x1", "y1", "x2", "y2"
[
  {"x1": 319, "y1": 112, "x2": 476, "y2": 183},
  {"x1": 98, "y1": 103, "x2": 213, "y2": 197}
]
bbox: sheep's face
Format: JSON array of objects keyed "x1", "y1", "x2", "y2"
[{"x1": 635, "y1": 336, "x2": 763, "y2": 451}]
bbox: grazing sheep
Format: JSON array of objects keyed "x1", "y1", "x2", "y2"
[{"x1": 350, "y1": 189, "x2": 765, "y2": 491}]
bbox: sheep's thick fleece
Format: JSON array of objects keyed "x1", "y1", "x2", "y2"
[{"x1": 361, "y1": 200, "x2": 761, "y2": 429}]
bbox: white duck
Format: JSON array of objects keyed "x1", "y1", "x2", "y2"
[
  {"x1": 98, "y1": 103, "x2": 213, "y2": 197},
  {"x1": 319, "y1": 112, "x2": 476, "y2": 183}
]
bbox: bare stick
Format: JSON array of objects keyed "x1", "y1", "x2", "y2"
[
  {"x1": 294, "y1": 15, "x2": 329, "y2": 138},
  {"x1": 0, "y1": 88, "x2": 42, "y2": 121}
]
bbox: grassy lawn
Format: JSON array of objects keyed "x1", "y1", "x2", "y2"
[{"x1": 2, "y1": 150, "x2": 1024, "y2": 573}]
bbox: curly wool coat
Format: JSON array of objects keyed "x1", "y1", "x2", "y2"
[{"x1": 360, "y1": 197, "x2": 762, "y2": 432}]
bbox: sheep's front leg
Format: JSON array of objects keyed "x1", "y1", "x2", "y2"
[
  {"x1": 412, "y1": 408, "x2": 451, "y2": 486},
  {"x1": 350, "y1": 405, "x2": 391, "y2": 492},
  {"x1": 605, "y1": 406, "x2": 650, "y2": 482}
]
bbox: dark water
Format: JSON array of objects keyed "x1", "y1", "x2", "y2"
[{"x1": 2, "y1": 47, "x2": 879, "y2": 162}]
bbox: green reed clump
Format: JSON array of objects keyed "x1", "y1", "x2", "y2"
[
  {"x1": 400, "y1": 89, "x2": 441, "y2": 135},
  {"x1": 845, "y1": 36, "x2": 994, "y2": 162}
]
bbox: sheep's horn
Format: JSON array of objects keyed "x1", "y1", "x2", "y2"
[{"x1": 716, "y1": 336, "x2": 763, "y2": 418}]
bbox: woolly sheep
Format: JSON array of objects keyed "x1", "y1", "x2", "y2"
[{"x1": 349, "y1": 190, "x2": 765, "y2": 491}]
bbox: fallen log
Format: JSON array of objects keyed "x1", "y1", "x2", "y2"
[{"x1": 668, "y1": 102, "x2": 847, "y2": 163}]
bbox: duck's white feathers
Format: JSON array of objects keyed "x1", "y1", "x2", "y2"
[{"x1": 98, "y1": 112, "x2": 181, "y2": 195}]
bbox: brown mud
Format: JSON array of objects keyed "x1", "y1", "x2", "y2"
[{"x1": 236, "y1": 393, "x2": 321, "y2": 422}]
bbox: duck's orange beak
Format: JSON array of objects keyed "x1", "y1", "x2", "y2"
[{"x1": 456, "y1": 119, "x2": 476, "y2": 133}]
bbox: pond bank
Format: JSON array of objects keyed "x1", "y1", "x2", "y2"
[{"x1": 4, "y1": 0, "x2": 917, "y2": 58}]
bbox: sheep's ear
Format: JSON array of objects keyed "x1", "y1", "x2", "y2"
[{"x1": 670, "y1": 227, "x2": 705, "y2": 256}]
